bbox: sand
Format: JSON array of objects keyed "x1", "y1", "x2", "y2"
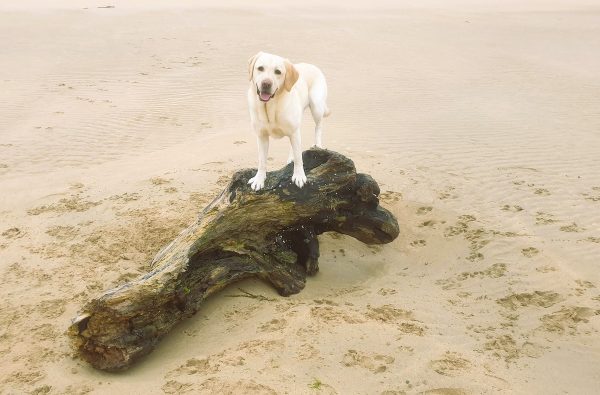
[{"x1": 1, "y1": 0, "x2": 599, "y2": 394}]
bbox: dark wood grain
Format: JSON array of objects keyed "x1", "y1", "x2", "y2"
[{"x1": 68, "y1": 148, "x2": 399, "y2": 371}]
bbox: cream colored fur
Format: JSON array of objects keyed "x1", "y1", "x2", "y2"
[{"x1": 247, "y1": 51, "x2": 330, "y2": 191}]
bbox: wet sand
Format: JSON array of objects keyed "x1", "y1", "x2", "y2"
[{"x1": 1, "y1": 1, "x2": 599, "y2": 394}]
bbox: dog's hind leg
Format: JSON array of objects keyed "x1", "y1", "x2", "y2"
[
  {"x1": 309, "y1": 102, "x2": 325, "y2": 148},
  {"x1": 308, "y1": 84, "x2": 328, "y2": 149}
]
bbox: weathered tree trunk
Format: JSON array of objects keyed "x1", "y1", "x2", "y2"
[{"x1": 68, "y1": 148, "x2": 399, "y2": 371}]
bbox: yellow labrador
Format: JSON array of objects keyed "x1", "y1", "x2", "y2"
[{"x1": 247, "y1": 51, "x2": 330, "y2": 191}]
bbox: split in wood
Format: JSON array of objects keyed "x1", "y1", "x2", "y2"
[{"x1": 68, "y1": 148, "x2": 400, "y2": 371}]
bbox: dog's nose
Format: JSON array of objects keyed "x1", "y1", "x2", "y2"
[{"x1": 261, "y1": 79, "x2": 273, "y2": 91}]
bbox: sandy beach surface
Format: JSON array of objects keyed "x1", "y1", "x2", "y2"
[{"x1": 1, "y1": 0, "x2": 599, "y2": 394}]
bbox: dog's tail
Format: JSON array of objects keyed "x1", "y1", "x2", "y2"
[{"x1": 323, "y1": 105, "x2": 331, "y2": 118}]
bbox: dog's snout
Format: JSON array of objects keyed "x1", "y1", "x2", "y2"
[{"x1": 261, "y1": 79, "x2": 273, "y2": 91}]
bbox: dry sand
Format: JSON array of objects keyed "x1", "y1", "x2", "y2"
[{"x1": 1, "y1": 1, "x2": 600, "y2": 394}]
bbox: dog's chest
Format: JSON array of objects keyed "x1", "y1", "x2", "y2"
[
  {"x1": 256, "y1": 103, "x2": 291, "y2": 138},
  {"x1": 258, "y1": 122, "x2": 288, "y2": 138}
]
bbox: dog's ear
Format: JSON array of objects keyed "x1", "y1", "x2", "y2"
[
  {"x1": 284, "y1": 60, "x2": 299, "y2": 92},
  {"x1": 248, "y1": 52, "x2": 262, "y2": 81}
]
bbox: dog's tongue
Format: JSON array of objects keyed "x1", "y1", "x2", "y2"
[{"x1": 259, "y1": 92, "x2": 271, "y2": 102}]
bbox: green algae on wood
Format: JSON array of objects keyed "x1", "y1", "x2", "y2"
[{"x1": 68, "y1": 148, "x2": 400, "y2": 371}]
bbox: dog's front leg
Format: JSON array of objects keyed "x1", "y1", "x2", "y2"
[
  {"x1": 249, "y1": 135, "x2": 269, "y2": 191},
  {"x1": 289, "y1": 131, "x2": 307, "y2": 188}
]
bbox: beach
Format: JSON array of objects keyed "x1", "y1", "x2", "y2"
[{"x1": 1, "y1": 1, "x2": 599, "y2": 393}]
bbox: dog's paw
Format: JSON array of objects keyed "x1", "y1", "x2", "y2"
[
  {"x1": 292, "y1": 171, "x2": 307, "y2": 188},
  {"x1": 248, "y1": 173, "x2": 266, "y2": 191}
]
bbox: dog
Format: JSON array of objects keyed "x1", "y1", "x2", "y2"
[{"x1": 247, "y1": 51, "x2": 330, "y2": 191}]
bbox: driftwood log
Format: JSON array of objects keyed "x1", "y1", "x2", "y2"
[{"x1": 68, "y1": 148, "x2": 399, "y2": 371}]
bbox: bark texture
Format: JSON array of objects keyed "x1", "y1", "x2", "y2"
[{"x1": 68, "y1": 148, "x2": 399, "y2": 371}]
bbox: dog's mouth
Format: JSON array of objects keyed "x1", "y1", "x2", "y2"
[{"x1": 257, "y1": 86, "x2": 276, "y2": 102}]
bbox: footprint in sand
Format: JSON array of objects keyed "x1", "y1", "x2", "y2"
[
  {"x1": 27, "y1": 194, "x2": 101, "y2": 216},
  {"x1": 398, "y1": 322, "x2": 426, "y2": 336},
  {"x1": 162, "y1": 380, "x2": 192, "y2": 394},
  {"x1": 418, "y1": 220, "x2": 438, "y2": 228},
  {"x1": 341, "y1": 350, "x2": 394, "y2": 373},
  {"x1": 437, "y1": 186, "x2": 457, "y2": 200},
  {"x1": 443, "y1": 215, "x2": 497, "y2": 262},
  {"x1": 429, "y1": 352, "x2": 470, "y2": 377},
  {"x1": 574, "y1": 280, "x2": 595, "y2": 296},
  {"x1": 419, "y1": 389, "x2": 468, "y2": 395},
  {"x1": 559, "y1": 222, "x2": 585, "y2": 232},
  {"x1": 538, "y1": 306, "x2": 599, "y2": 335},
  {"x1": 416, "y1": 206, "x2": 433, "y2": 215},
  {"x1": 536, "y1": 265, "x2": 557, "y2": 273},
  {"x1": 2, "y1": 227, "x2": 25, "y2": 239},
  {"x1": 37, "y1": 299, "x2": 67, "y2": 319},
  {"x1": 484, "y1": 335, "x2": 544, "y2": 361},
  {"x1": 535, "y1": 211, "x2": 557, "y2": 225},
  {"x1": 443, "y1": 215, "x2": 475, "y2": 237},
  {"x1": 521, "y1": 247, "x2": 539, "y2": 258},
  {"x1": 166, "y1": 357, "x2": 220, "y2": 376},
  {"x1": 107, "y1": 192, "x2": 141, "y2": 203},
  {"x1": 410, "y1": 239, "x2": 427, "y2": 247},
  {"x1": 497, "y1": 291, "x2": 563, "y2": 310},
  {"x1": 165, "y1": 352, "x2": 247, "y2": 382},
  {"x1": 31, "y1": 385, "x2": 53, "y2": 394},
  {"x1": 311, "y1": 306, "x2": 365, "y2": 324},
  {"x1": 149, "y1": 177, "x2": 171, "y2": 185},
  {"x1": 501, "y1": 204, "x2": 523, "y2": 212},
  {"x1": 45, "y1": 225, "x2": 79, "y2": 241},
  {"x1": 380, "y1": 190, "x2": 402, "y2": 203},
  {"x1": 258, "y1": 318, "x2": 287, "y2": 333},
  {"x1": 364, "y1": 304, "x2": 413, "y2": 323},
  {"x1": 575, "y1": 279, "x2": 595, "y2": 289},
  {"x1": 171, "y1": 378, "x2": 277, "y2": 395},
  {"x1": 582, "y1": 187, "x2": 600, "y2": 202},
  {"x1": 296, "y1": 343, "x2": 320, "y2": 361},
  {"x1": 436, "y1": 263, "x2": 507, "y2": 290},
  {"x1": 236, "y1": 339, "x2": 284, "y2": 355},
  {"x1": 534, "y1": 188, "x2": 550, "y2": 196}
]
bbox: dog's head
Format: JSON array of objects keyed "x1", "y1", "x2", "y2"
[{"x1": 248, "y1": 51, "x2": 299, "y2": 103}]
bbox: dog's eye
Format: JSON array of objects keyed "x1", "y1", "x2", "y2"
[
  {"x1": 274, "y1": 69, "x2": 281, "y2": 75},
  {"x1": 257, "y1": 66, "x2": 264, "y2": 72}
]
